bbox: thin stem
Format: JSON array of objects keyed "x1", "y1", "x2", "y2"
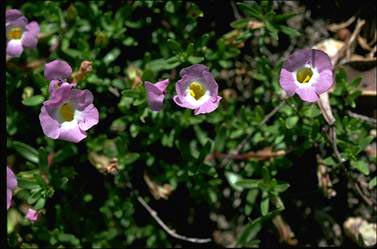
[
  {"x1": 220, "y1": 99, "x2": 286, "y2": 168},
  {"x1": 347, "y1": 111, "x2": 377, "y2": 126},
  {"x1": 137, "y1": 196, "x2": 212, "y2": 244}
]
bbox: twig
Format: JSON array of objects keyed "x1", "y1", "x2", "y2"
[
  {"x1": 324, "y1": 127, "x2": 374, "y2": 206},
  {"x1": 137, "y1": 196, "x2": 212, "y2": 244},
  {"x1": 347, "y1": 111, "x2": 377, "y2": 126},
  {"x1": 329, "y1": 126, "x2": 345, "y2": 163},
  {"x1": 230, "y1": 0, "x2": 241, "y2": 20},
  {"x1": 220, "y1": 100, "x2": 286, "y2": 168}
]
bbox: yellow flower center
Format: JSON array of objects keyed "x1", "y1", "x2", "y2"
[
  {"x1": 296, "y1": 67, "x2": 313, "y2": 84},
  {"x1": 188, "y1": 81, "x2": 205, "y2": 100},
  {"x1": 7, "y1": 27, "x2": 23, "y2": 40},
  {"x1": 59, "y1": 103, "x2": 74, "y2": 122}
]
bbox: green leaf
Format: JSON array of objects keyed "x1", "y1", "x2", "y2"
[
  {"x1": 285, "y1": 116, "x2": 299, "y2": 129},
  {"x1": 235, "y1": 179, "x2": 260, "y2": 189},
  {"x1": 369, "y1": 177, "x2": 377, "y2": 189},
  {"x1": 322, "y1": 157, "x2": 336, "y2": 167},
  {"x1": 237, "y1": 208, "x2": 283, "y2": 246},
  {"x1": 260, "y1": 191, "x2": 269, "y2": 216},
  {"x1": 12, "y1": 141, "x2": 39, "y2": 164},
  {"x1": 124, "y1": 153, "x2": 140, "y2": 165},
  {"x1": 187, "y1": 56, "x2": 204, "y2": 64},
  {"x1": 303, "y1": 105, "x2": 321, "y2": 118},
  {"x1": 103, "y1": 48, "x2": 121, "y2": 65},
  {"x1": 279, "y1": 25, "x2": 300, "y2": 37},
  {"x1": 237, "y1": 3, "x2": 263, "y2": 20},
  {"x1": 167, "y1": 38, "x2": 181, "y2": 52},
  {"x1": 230, "y1": 18, "x2": 252, "y2": 29},
  {"x1": 225, "y1": 172, "x2": 243, "y2": 191},
  {"x1": 245, "y1": 189, "x2": 259, "y2": 214},
  {"x1": 237, "y1": 216, "x2": 263, "y2": 246},
  {"x1": 34, "y1": 198, "x2": 46, "y2": 209},
  {"x1": 38, "y1": 147, "x2": 49, "y2": 174},
  {"x1": 17, "y1": 178, "x2": 39, "y2": 190},
  {"x1": 274, "y1": 183, "x2": 290, "y2": 193},
  {"x1": 271, "y1": 12, "x2": 299, "y2": 22},
  {"x1": 351, "y1": 160, "x2": 370, "y2": 175},
  {"x1": 197, "y1": 140, "x2": 212, "y2": 163},
  {"x1": 22, "y1": 95, "x2": 44, "y2": 106},
  {"x1": 164, "y1": 1, "x2": 175, "y2": 13}
]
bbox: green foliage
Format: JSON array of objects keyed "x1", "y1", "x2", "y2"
[{"x1": 6, "y1": 1, "x2": 375, "y2": 248}]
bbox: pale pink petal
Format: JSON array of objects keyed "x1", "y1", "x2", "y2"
[
  {"x1": 279, "y1": 68, "x2": 297, "y2": 96},
  {"x1": 7, "y1": 39, "x2": 23, "y2": 58},
  {"x1": 145, "y1": 82, "x2": 165, "y2": 111},
  {"x1": 39, "y1": 106, "x2": 60, "y2": 139},
  {"x1": 7, "y1": 189, "x2": 12, "y2": 210},
  {"x1": 21, "y1": 21, "x2": 39, "y2": 48},
  {"x1": 7, "y1": 167, "x2": 18, "y2": 189},
  {"x1": 58, "y1": 122, "x2": 87, "y2": 143},
  {"x1": 26, "y1": 208, "x2": 39, "y2": 222},
  {"x1": 296, "y1": 86, "x2": 319, "y2": 102},
  {"x1": 312, "y1": 69, "x2": 333, "y2": 94},
  {"x1": 78, "y1": 104, "x2": 99, "y2": 131},
  {"x1": 194, "y1": 96, "x2": 222, "y2": 115}
]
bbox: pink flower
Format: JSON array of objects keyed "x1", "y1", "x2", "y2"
[
  {"x1": 173, "y1": 64, "x2": 222, "y2": 115},
  {"x1": 26, "y1": 208, "x2": 39, "y2": 222},
  {"x1": 279, "y1": 49, "x2": 333, "y2": 102},
  {"x1": 6, "y1": 9, "x2": 40, "y2": 58},
  {"x1": 144, "y1": 79, "x2": 169, "y2": 111},
  {"x1": 44, "y1": 60, "x2": 75, "y2": 95},
  {"x1": 39, "y1": 84, "x2": 99, "y2": 143},
  {"x1": 7, "y1": 167, "x2": 17, "y2": 210}
]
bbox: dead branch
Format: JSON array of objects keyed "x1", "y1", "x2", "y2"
[{"x1": 137, "y1": 196, "x2": 212, "y2": 244}]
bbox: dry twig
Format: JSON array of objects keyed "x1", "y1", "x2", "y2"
[
  {"x1": 137, "y1": 196, "x2": 212, "y2": 244},
  {"x1": 220, "y1": 100, "x2": 286, "y2": 168}
]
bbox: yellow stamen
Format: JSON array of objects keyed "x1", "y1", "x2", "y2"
[
  {"x1": 296, "y1": 67, "x2": 313, "y2": 84},
  {"x1": 7, "y1": 27, "x2": 23, "y2": 40},
  {"x1": 59, "y1": 103, "x2": 74, "y2": 122},
  {"x1": 188, "y1": 81, "x2": 205, "y2": 100}
]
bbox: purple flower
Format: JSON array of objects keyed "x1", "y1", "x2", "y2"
[
  {"x1": 6, "y1": 9, "x2": 40, "y2": 58},
  {"x1": 44, "y1": 60, "x2": 75, "y2": 94},
  {"x1": 39, "y1": 84, "x2": 99, "y2": 143},
  {"x1": 7, "y1": 167, "x2": 17, "y2": 210},
  {"x1": 279, "y1": 49, "x2": 333, "y2": 102},
  {"x1": 26, "y1": 208, "x2": 39, "y2": 222},
  {"x1": 173, "y1": 64, "x2": 222, "y2": 115},
  {"x1": 145, "y1": 79, "x2": 169, "y2": 111}
]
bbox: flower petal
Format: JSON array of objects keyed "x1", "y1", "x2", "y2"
[
  {"x1": 39, "y1": 106, "x2": 60, "y2": 139},
  {"x1": 296, "y1": 86, "x2": 319, "y2": 102},
  {"x1": 7, "y1": 39, "x2": 23, "y2": 58},
  {"x1": 179, "y1": 64, "x2": 209, "y2": 77},
  {"x1": 7, "y1": 189, "x2": 12, "y2": 210},
  {"x1": 311, "y1": 49, "x2": 332, "y2": 72},
  {"x1": 58, "y1": 121, "x2": 87, "y2": 143},
  {"x1": 279, "y1": 68, "x2": 297, "y2": 96},
  {"x1": 44, "y1": 60, "x2": 72, "y2": 81},
  {"x1": 194, "y1": 96, "x2": 222, "y2": 115},
  {"x1": 312, "y1": 69, "x2": 333, "y2": 94},
  {"x1": 154, "y1": 79, "x2": 170, "y2": 93},
  {"x1": 26, "y1": 208, "x2": 39, "y2": 222},
  {"x1": 7, "y1": 167, "x2": 17, "y2": 190},
  {"x1": 202, "y1": 70, "x2": 219, "y2": 97},
  {"x1": 44, "y1": 84, "x2": 72, "y2": 111},
  {"x1": 173, "y1": 95, "x2": 196, "y2": 109},
  {"x1": 70, "y1": 89, "x2": 94, "y2": 110},
  {"x1": 145, "y1": 82, "x2": 165, "y2": 111},
  {"x1": 22, "y1": 21, "x2": 40, "y2": 48},
  {"x1": 175, "y1": 75, "x2": 190, "y2": 97},
  {"x1": 6, "y1": 9, "x2": 25, "y2": 22},
  {"x1": 77, "y1": 104, "x2": 99, "y2": 131}
]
